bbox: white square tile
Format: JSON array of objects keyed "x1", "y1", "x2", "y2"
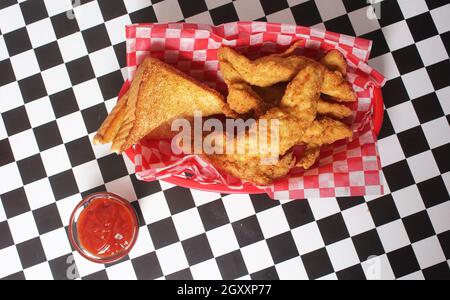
[
  {"x1": 442, "y1": 172, "x2": 450, "y2": 196},
  {"x1": 233, "y1": 0, "x2": 265, "y2": 21},
  {"x1": 156, "y1": 242, "x2": 189, "y2": 275},
  {"x1": 266, "y1": 9, "x2": 296, "y2": 25},
  {"x1": 128, "y1": 226, "x2": 155, "y2": 259},
  {"x1": 412, "y1": 236, "x2": 447, "y2": 269},
  {"x1": 105, "y1": 177, "x2": 136, "y2": 203},
  {"x1": 308, "y1": 198, "x2": 341, "y2": 220},
  {"x1": 24, "y1": 178, "x2": 56, "y2": 210},
  {"x1": 436, "y1": 87, "x2": 450, "y2": 115},
  {"x1": 56, "y1": 111, "x2": 88, "y2": 143},
  {"x1": 397, "y1": 0, "x2": 429, "y2": 18},
  {"x1": 275, "y1": 257, "x2": 308, "y2": 279},
  {"x1": 43, "y1": 0, "x2": 73, "y2": 16},
  {"x1": 57, "y1": 33, "x2": 88, "y2": 64},
  {"x1": 0, "y1": 246, "x2": 24, "y2": 279},
  {"x1": 378, "y1": 134, "x2": 406, "y2": 167},
  {"x1": 190, "y1": 189, "x2": 221, "y2": 206},
  {"x1": 377, "y1": 220, "x2": 410, "y2": 253},
  {"x1": 0, "y1": 202, "x2": 6, "y2": 222},
  {"x1": 106, "y1": 261, "x2": 137, "y2": 280},
  {"x1": 8, "y1": 212, "x2": 39, "y2": 244},
  {"x1": 40, "y1": 228, "x2": 72, "y2": 260},
  {"x1": 427, "y1": 201, "x2": 450, "y2": 234},
  {"x1": 291, "y1": 222, "x2": 325, "y2": 255},
  {"x1": 0, "y1": 118, "x2": 5, "y2": 141},
  {"x1": 240, "y1": 241, "x2": 274, "y2": 273},
  {"x1": 0, "y1": 35, "x2": 7, "y2": 61},
  {"x1": 361, "y1": 254, "x2": 395, "y2": 280},
  {"x1": 0, "y1": 82, "x2": 24, "y2": 113},
  {"x1": 73, "y1": 1, "x2": 104, "y2": 30},
  {"x1": 398, "y1": 270, "x2": 425, "y2": 280},
  {"x1": 89, "y1": 47, "x2": 120, "y2": 77},
  {"x1": 407, "y1": 151, "x2": 440, "y2": 183},
  {"x1": 421, "y1": 117, "x2": 450, "y2": 149},
  {"x1": 10, "y1": 50, "x2": 40, "y2": 80},
  {"x1": 416, "y1": 36, "x2": 448, "y2": 67},
  {"x1": 342, "y1": 203, "x2": 376, "y2": 236},
  {"x1": 138, "y1": 192, "x2": 171, "y2": 224},
  {"x1": 222, "y1": 194, "x2": 255, "y2": 223},
  {"x1": 401, "y1": 68, "x2": 435, "y2": 99},
  {"x1": 0, "y1": 4, "x2": 25, "y2": 34},
  {"x1": 256, "y1": 206, "x2": 290, "y2": 239},
  {"x1": 153, "y1": 0, "x2": 184, "y2": 22},
  {"x1": 314, "y1": 0, "x2": 346, "y2": 21},
  {"x1": 73, "y1": 251, "x2": 105, "y2": 277},
  {"x1": 387, "y1": 101, "x2": 420, "y2": 133},
  {"x1": 392, "y1": 185, "x2": 426, "y2": 218},
  {"x1": 56, "y1": 194, "x2": 82, "y2": 226},
  {"x1": 123, "y1": 0, "x2": 152, "y2": 13},
  {"x1": 431, "y1": 4, "x2": 450, "y2": 33},
  {"x1": 317, "y1": 273, "x2": 338, "y2": 280},
  {"x1": 348, "y1": 7, "x2": 380, "y2": 36},
  {"x1": 326, "y1": 238, "x2": 360, "y2": 271},
  {"x1": 205, "y1": 0, "x2": 232, "y2": 10},
  {"x1": 24, "y1": 262, "x2": 53, "y2": 280},
  {"x1": 72, "y1": 79, "x2": 104, "y2": 110},
  {"x1": 382, "y1": 20, "x2": 415, "y2": 51},
  {"x1": 172, "y1": 208, "x2": 205, "y2": 241},
  {"x1": 368, "y1": 53, "x2": 400, "y2": 80},
  {"x1": 26, "y1": 18, "x2": 57, "y2": 48},
  {"x1": 105, "y1": 14, "x2": 131, "y2": 45},
  {"x1": 0, "y1": 163, "x2": 23, "y2": 195},
  {"x1": 25, "y1": 97, "x2": 56, "y2": 128},
  {"x1": 190, "y1": 258, "x2": 222, "y2": 280},
  {"x1": 41, "y1": 65, "x2": 72, "y2": 95},
  {"x1": 8, "y1": 129, "x2": 39, "y2": 161},
  {"x1": 206, "y1": 224, "x2": 240, "y2": 257},
  {"x1": 73, "y1": 161, "x2": 104, "y2": 192},
  {"x1": 40, "y1": 145, "x2": 71, "y2": 177}
]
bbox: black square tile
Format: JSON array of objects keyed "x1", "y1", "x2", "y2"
[
  {"x1": 382, "y1": 77, "x2": 410, "y2": 108},
  {"x1": 1, "y1": 187, "x2": 30, "y2": 219},
  {"x1": 367, "y1": 194, "x2": 400, "y2": 227},
  {"x1": 412, "y1": 93, "x2": 445, "y2": 124},
  {"x1": 81, "y1": 25, "x2": 111, "y2": 53},
  {"x1": 0, "y1": 0, "x2": 18, "y2": 10},
  {"x1": 49, "y1": 170, "x2": 79, "y2": 200},
  {"x1": 81, "y1": 103, "x2": 108, "y2": 134},
  {"x1": 178, "y1": 0, "x2": 207, "y2": 18},
  {"x1": 80, "y1": 185, "x2": 106, "y2": 200},
  {"x1": 97, "y1": 70, "x2": 124, "y2": 101},
  {"x1": 352, "y1": 229, "x2": 385, "y2": 261},
  {"x1": 317, "y1": 213, "x2": 350, "y2": 245},
  {"x1": 259, "y1": 0, "x2": 289, "y2": 15},
  {"x1": 33, "y1": 203, "x2": 63, "y2": 235},
  {"x1": 18, "y1": 73, "x2": 47, "y2": 103},
  {"x1": 438, "y1": 231, "x2": 450, "y2": 259},
  {"x1": 16, "y1": 237, "x2": 47, "y2": 269},
  {"x1": 97, "y1": 154, "x2": 128, "y2": 182},
  {"x1": 267, "y1": 232, "x2": 299, "y2": 264},
  {"x1": 130, "y1": 200, "x2": 145, "y2": 227},
  {"x1": 250, "y1": 193, "x2": 279, "y2": 213},
  {"x1": 129, "y1": 6, "x2": 158, "y2": 24},
  {"x1": 33, "y1": 121, "x2": 63, "y2": 151},
  {"x1": 113, "y1": 42, "x2": 127, "y2": 68},
  {"x1": 336, "y1": 264, "x2": 366, "y2": 280},
  {"x1": 97, "y1": 0, "x2": 127, "y2": 21},
  {"x1": 147, "y1": 217, "x2": 179, "y2": 249},
  {"x1": 342, "y1": 0, "x2": 369, "y2": 12},
  {"x1": 1, "y1": 106, "x2": 31, "y2": 136},
  {"x1": 407, "y1": 12, "x2": 439, "y2": 42},
  {"x1": 65, "y1": 56, "x2": 96, "y2": 86},
  {"x1": 216, "y1": 250, "x2": 248, "y2": 280},
  {"x1": 165, "y1": 268, "x2": 193, "y2": 280},
  {"x1": 82, "y1": 270, "x2": 108, "y2": 280},
  {"x1": 378, "y1": 0, "x2": 404, "y2": 27},
  {"x1": 290, "y1": 1, "x2": 322, "y2": 27},
  {"x1": 20, "y1": 0, "x2": 48, "y2": 24},
  {"x1": 336, "y1": 197, "x2": 366, "y2": 211},
  {"x1": 0, "y1": 139, "x2": 15, "y2": 167},
  {"x1": 382, "y1": 160, "x2": 416, "y2": 192},
  {"x1": 16, "y1": 154, "x2": 47, "y2": 185},
  {"x1": 197, "y1": 200, "x2": 230, "y2": 231},
  {"x1": 130, "y1": 174, "x2": 161, "y2": 199},
  {"x1": 362, "y1": 29, "x2": 390, "y2": 59},
  {"x1": 209, "y1": 3, "x2": 239, "y2": 26},
  {"x1": 34, "y1": 42, "x2": 64, "y2": 71},
  {"x1": 4, "y1": 27, "x2": 32, "y2": 56},
  {"x1": 422, "y1": 262, "x2": 450, "y2": 280},
  {"x1": 132, "y1": 252, "x2": 163, "y2": 280},
  {"x1": 49, "y1": 254, "x2": 79, "y2": 280},
  {"x1": 65, "y1": 136, "x2": 95, "y2": 167},
  {"x1": 402, "y1": 211, "x2": 435, "y2": 243},
  {"x1": 441, "y1": 31, "x2": 450, "y2": 57},
  {"x1": 0, "y1": 59, "x2": 16, "y2": 86},
  {"x1": 232, "y1": 215, "x2": 264, "y2": 248},
  {"x1": 301, "y1": 248, "x2": 334, "y2": 279},
  {"x1": 164, "y1": 186, "x2": 195, "y2": 215},
  {"x1": 392, "y1": 45, "x2": 424, "y2": 75},
  {"x1": 49, "y1": 88, "x2": 79, "y2": 118},
  {"x1": 2, "y1": 271, "x2": 25, "y2": 280},
  {"x1": 282, "y1": 200, "x2": 315, "y2": 229},
  {"x1": 426, "y1": 0, "x2": 449, "y2": 9},
  {"x1": 325, "y1": 15, "x2": 356, "y2": 36},
  {"x1": 397, "y1": 126, "x2": 430, "y2": 158},
  {"x1": 251, "y1": 266, "x2": 279, "y2": 280},
  {"x1": 51, "y1": 11, "x2": 80, "y2": 39},
  {"x1": 181, "y1": 233, "x2": 214, "y2": 266},
  {"x1": 378, "y1": 110, "x2": 396, "y2": 139},
  {"x1": 0, "y1": 221, "x2": 14, "y2": 250},
  {"x1": 432, "y1": 144, "x2": 450, "y2": 174},
  {"x1": 426, "y1": 60, "x2": 450, "y2": 91},
  {"x1": 418, "y1": 175, "x2": 448, "y2": 205},
  {"x1": 387, "y1": 246, "x2": 420, "y2": 278}
]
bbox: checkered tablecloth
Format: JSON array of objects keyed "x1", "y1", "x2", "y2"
[{"x1": 0, "y1": 0, "x2": 449, "y2": 280}]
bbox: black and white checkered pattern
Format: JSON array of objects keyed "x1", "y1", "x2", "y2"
[{"x1": 0, "y1": 0, "x2": 449, "y2": 280}]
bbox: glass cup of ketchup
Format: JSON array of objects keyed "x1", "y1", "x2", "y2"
[{"x1": 69, "y1": 192, "x2": 139, "y2": 264}]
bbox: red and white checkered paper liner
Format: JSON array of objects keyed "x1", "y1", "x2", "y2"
[{"x1": 124, "y1": 22, "x2": 386, "y2": 200}]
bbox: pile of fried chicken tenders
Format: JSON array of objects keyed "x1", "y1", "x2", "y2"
[{"x1": 94, "y1": 42, "x2": 357, "y2": 185}]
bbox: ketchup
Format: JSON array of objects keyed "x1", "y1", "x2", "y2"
[{"x1": 76, "y1": 197, "x2": 136, "y2": 258}]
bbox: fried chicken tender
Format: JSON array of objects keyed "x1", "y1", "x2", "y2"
[{"x1": 320, "y1": 49, "x2": 347, "y2": 76}]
